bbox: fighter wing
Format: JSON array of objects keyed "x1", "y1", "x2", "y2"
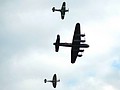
[
  {"x1": 52, "y1": 74, "x2": 57, "y2": 88},
  {"x1": 61, "y1": 13, "x2": 65, "y2": 19},
  {"x1": 71, "y1": 23, "x2": 81, "y2": 63},
  {"x1": 65, "y1": 9, "x2": 69, "y2": 12},
  {"x1": 62, "y1": 2, "x2": 66, "y2": 7}
]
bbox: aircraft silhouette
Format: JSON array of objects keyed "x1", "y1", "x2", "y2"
[
  {"x1": 53, "y1": 23, "x2": 89, "y2": 64},
  {"x1": 52, "y1": 2, "x2": 69, "y2": 20},
  {"x1": 44, "y1": 74, "x2": 60, "y2": 88}
]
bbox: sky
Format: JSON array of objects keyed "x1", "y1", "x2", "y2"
[{"x1": 0, "y1": 0, "x2": 120, "y2": 90}]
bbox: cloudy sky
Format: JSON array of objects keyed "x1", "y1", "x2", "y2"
[{"x1": 0, "y1": 0, "x2": 120, "y2": 90}]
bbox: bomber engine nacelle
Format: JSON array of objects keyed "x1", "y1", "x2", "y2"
[
  {"x1": 53, "y1": 35, "x2": 60, "y2": 52},
  {"x1": 81, "y1": 34, "x2": 85, "y2": 37},
  {"x1": 73, "y1": 49, "x2": 84, "y2": 52},
  {"x1": 74, "y1": 40, "x2": 86, "y2": 42},
  {"x1": 81, "y1": 40, "x2": 86, "y2": 42},
  {"x1": 79, "y1": 49, "x2": 84, "y2": 52},
  {"x1": 75, "y1": 34, "x2": 85, "y2": 37},
  {"x1": 77, "y1": 54, "x2": 83, "y2": 57}
]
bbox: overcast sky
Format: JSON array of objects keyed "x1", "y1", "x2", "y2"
[{"x1": 0, "y1": 0, "x2": 120, "y2": 90}]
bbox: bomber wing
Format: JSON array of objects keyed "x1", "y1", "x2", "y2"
[{"x1": 71, "y1": 23, "x2": 81, "y2": 63}]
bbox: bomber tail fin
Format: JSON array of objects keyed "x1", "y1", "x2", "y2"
[
  {"x1": 44, "y1": 79, "x2": 47, "y2": 83},
  {"x1": 52, "y1": 7, "x2": 55, "y2": 12},
  {"x1": 53, "y1": 35, "x2": 60, "y2": 52}
]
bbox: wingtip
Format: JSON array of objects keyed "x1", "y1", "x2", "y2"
[
  {"x1": 54, "y1": 74, "x2": 57, "y2": 76},
  {"x1": 71, "y1": 62, "x2": 75, "y2": 64},
  {"x1": 76, "y1": 23, "x2": 80, "y2": 26},
  {"x1": 71, "y1": 61, "x2": 75, "y2": 64}
]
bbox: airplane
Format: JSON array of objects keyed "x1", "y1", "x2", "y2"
[
  {"x1": 52, "y1": 2, "x2": 69, "y2": 20},
  {"x1": 53, "y1": 23, "x2": 89, "y2": 64},
  {"x1": 44, "y1": 74, "x2": 60, "y2": 88}
]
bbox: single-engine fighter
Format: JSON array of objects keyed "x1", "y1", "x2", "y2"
[
  {"x1": 44, "y1": 74, "x2": 60, "y2": 88},
  {"x1": 52, "y1": 2, "x2": 69, "y2": 20},
  {"x1": 53, "y1": 23, "x2": 89, "y2": 64}
]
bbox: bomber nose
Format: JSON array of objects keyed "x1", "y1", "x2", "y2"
[{"x1": 86, "y1": 44, "x2": 89, "y2": 48}]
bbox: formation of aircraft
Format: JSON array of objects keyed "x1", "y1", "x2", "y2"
[
  {"x1": 44, "y1": 74, "x2": 60, "y2": 88},
  {"x1": 52, "y1": 2, "x2": 69, "y2": 20},
  {"x1": 44, "y1": 1, "x2": 90, "y2": 88},
  {"x1": 53, "y1": 23, "x2": 89, "y2": 64}
]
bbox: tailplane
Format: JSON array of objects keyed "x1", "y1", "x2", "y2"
[
  {"x1": 44, "y1": 79, "x2": 47, "y2": 83},
  {"x1": 53, "y1": 35, "x2": 60, "y2": 52},
  {"x1": 52, "y1": 7, "x2": 55, "y2": 12},
  {"x1": 57, "y1": 79, "x2": 60, "y2": 82}
]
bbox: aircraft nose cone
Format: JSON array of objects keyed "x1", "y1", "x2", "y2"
[{"x1": 86, "y1": 44, "x2": 89, "y2": 48}]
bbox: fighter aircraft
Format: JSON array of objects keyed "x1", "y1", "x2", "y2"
[
  {"x1": 44, "y1": 74, "x2": 60, "y2": 88},
  {"x1": 53, "y1": 23, "x2": 89, "y2": 64},
  {"x1": 52, "y1": 2, "x2": 69, "y2": 20}
]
